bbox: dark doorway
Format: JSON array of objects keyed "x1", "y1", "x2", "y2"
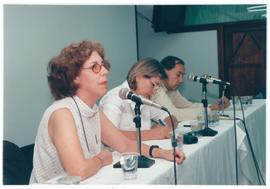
[{"x1": 220, "y1": 20, "x2": 266, "y2": 98}]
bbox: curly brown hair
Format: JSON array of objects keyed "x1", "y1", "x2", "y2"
[{"x1": 47, "y1": 40, "x2": 108, "y2": 100}]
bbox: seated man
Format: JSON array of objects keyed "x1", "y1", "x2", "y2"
[{"x1": 151, "y1": 56, "x2": 230, "y2": 122}]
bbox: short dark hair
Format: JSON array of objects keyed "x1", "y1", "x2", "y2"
[
  {"x1": 160, "y1": 56, "x2": 185, "y2": 70},
  {"x1": 47, "y1": 40, "x2": 108, "y2": 100}
]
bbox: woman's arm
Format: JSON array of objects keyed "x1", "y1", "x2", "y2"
[
  {"x1": 151, "y1": 88, "x2": 203, "y2": 121},
  {"x1": 48, "y1": 108, "x2": 112, "y2": 180},
  {"x1": 100, "y1": 94, "x2": 170, "y2": 141},
  {"x1": 118, "y1": 126, "x2": 171, "y2": 141},
  {"x1": 100, "y1": 110, "x2": 137, "y2": 152},
  {"x1": 100, "y1": 110, "x2": 185, "y2": 164}
]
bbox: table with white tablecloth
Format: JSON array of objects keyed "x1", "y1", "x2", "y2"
[
  {"x1": 46, "y1": 99, "x2": 266, "y2": 185},
  {"x1": 226, "y1": 99, "x2": 266, "y2": 185}
]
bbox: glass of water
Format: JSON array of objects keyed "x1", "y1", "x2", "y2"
[
  {"x1": 120, "y1": 152, "x2": 139, "y2": 180},
  {"x1": 208, "y1": 110, "x2": 220, "y2": 126},
  {"x1": 240, "y1": 96, "x2": 253, "y2": 105}
]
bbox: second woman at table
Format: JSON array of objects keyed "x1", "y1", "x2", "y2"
[{"x1": 99, "y1": 58, "x2": 177, "y2": 141}]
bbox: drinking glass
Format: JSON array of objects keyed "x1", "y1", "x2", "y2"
[{"x1": 120, "y1": 152, "x2": 139, "y2": 180}]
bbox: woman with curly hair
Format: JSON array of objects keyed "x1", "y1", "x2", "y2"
[{"x1": 30, "y1": 40, "x2": 185, "y2": 183}]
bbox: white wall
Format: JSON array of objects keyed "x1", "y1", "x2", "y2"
[
  {"x1": 4, "y1": 5, "x2": 222, "y2": 147},
  {"x1": 137, "y1": 5, "x2": 220, "y2": 103},
  {"x1": 4, "y1": 5, "x2": 137, "y2": 147}
]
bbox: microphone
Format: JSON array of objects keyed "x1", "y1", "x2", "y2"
[
  {"x1": 188, "y1": 74, "x2": 212, "y2": 84},
  {"x1": 204, "y1": 74, "x2": 231, "y2": 86},
  {"x1": 188, "y1": 74, "x2": 230, "y2": 86},
  {"x1": 119, "y1": 88, "x2": 168, "y2": 111}
]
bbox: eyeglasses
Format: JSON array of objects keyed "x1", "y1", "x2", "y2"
[{"x1": 81, "y1": 61, "x2": 110, "y2": 74}]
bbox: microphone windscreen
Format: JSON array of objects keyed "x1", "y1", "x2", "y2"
[
  {"x1": 183, "y1": 133, "x2": 198, "y2": 144},
  {"x1": 118, "y1": 88, "x2": 129, "y2": 99}
]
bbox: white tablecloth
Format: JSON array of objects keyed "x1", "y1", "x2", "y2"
[
  {"x1": 227, "y1": 99, "x2": 266, "y2": 185},
  {"x1": 45, "y1": 99, "x2": 266, "y2": 185}
]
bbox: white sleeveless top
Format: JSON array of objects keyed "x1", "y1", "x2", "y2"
[{"x1": 30, "y1": 96, "x2": 102, "y2": 183}]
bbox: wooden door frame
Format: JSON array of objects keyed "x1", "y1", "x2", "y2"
[{"x1": 218, "y1": 20, "x2": 266, "y2": 97}]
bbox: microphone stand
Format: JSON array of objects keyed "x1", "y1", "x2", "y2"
[
  {"x1": 197, "y1": 80, "x2": 218, "y2": 136},
  {"x1": 165, "y1": 109, "x2": 178, "y2": 185},
  {"x1": 113, "y1": 102, "x2": 155, "y2": 168},
  {"x1": 133, "y1": 102, "x2": 155, "y2": 168},
  {"x1": 219, "y1": 85, "x2": 226, "y2": 114}
]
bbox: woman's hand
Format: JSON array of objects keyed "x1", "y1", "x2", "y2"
[
  {"x1": 220, "y1": 96, "x2": 230, "y2": 109},
  {"x1": 154, "y1": 148, "x2": 186, "y2": 164},
  {"x1": 163, "y1": 148, "x2": 186, "y2": 164},
  {"x1": 210, "y1": 96, "x2": 230, "y2": 110}
]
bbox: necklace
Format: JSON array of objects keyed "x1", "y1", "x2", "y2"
[{"x1": 71, "y1": 97, "x2": 90, "y2": 152}]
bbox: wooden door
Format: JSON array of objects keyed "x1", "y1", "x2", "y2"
[{"x1": 221, "y1": 21, "x2": 266, "y2": 98}]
